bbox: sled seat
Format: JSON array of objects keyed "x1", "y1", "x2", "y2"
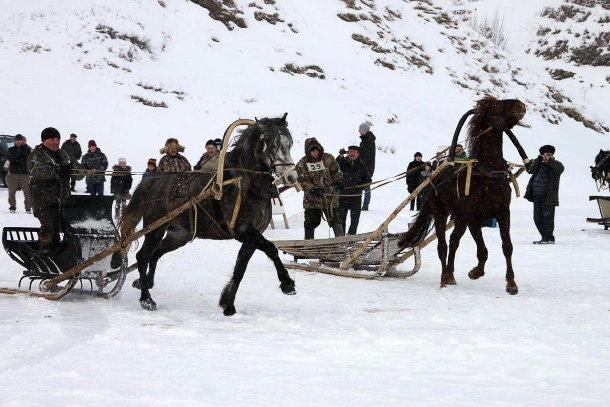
[{"x1": 587, "y1": 196, "x2": 610, "y2": 230}]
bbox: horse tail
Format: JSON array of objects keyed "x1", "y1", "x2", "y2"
[
  {"x1": 118, "y1": 182, "x2": 146, "y2": 254},
  {"x1": 397, "y1": 197, "x2": 435, "y2": 249}
]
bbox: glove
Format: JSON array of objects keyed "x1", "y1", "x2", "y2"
[
  {"x1": 312, "y1": 188, "x2": 324, "y2": 197},
  {"x1": 335, "y1": 181, "x2": 345, "y2": 191},
  {"x1": 58, "y1": 163, "x2": 72, "y2": 177}
]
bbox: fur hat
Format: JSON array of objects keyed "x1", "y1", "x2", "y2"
[
  {"x1": 147, "y1": 158, "x2": 157, "y2": 167},
  {"x1": 88, "y1": 140, "x2": 97, "y2": 148},
  {"x1": 118, "y1": 157, "x2": 126, "y2": 164},
  {"x1": 160, "y1": 138, "x2": 185, "y2": 154},
  {"x1": 14, "y1": 134, "x2": 25, "y2": 141},
  {"x1": 41, "y1": 127, "x2": 60, "y2": 141},
  {"x1": 359, "y1": 122, "x2": 370, "y2": 133},
  {"x1": 539, "y1": 145, "x2": 555, "y2": 154}
]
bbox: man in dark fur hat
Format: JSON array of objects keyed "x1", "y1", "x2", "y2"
[
  {"x1": 525, "y1": 145, "x2": 564, "y2": 244},
  {"x1": 336, "y1": 145, "x2": 371, "y2": 235},
  {"x1": 158, "y1": 138, "x2": 191, "y2": 172}
]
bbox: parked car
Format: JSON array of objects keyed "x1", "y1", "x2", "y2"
[{"x1": 0, "y1": 134, "x2": 15, "y2": 188}]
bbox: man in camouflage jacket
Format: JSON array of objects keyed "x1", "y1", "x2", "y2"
[
  {"x1": 28, "y1": 127, "x2": 89, "y2": 252},
  {"x1": 296, "y1": 137, "x2": 344, "y2": 239}
]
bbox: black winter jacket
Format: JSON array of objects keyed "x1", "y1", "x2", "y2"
[
  {"x1": 524, "y1": 158, "x2": 564, "y2": 206},
  {"x1": 110, "y1": 165, "x2": 133, "y2": 195},
  {"x1": 359, "y1": 131, "x2": 376, "y2": 176},
  {"x1": 336, "y1": 155, "x2": 371, "y2": 195},
  {"x1": 406, "y1": 160, "x2": 424, "y2": 188},
  {"x1": 7, "y1": 144, "x2": 32, "y2": 175},
  {"x1": 81, "y1": 148, "x2": 108, "y2": 184},
  {"x1": 61, "y1": 140, "x2": 82, "y2": 161}
]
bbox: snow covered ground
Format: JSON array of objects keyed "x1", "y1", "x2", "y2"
[{"x1": 1, "y1": 0, "x2": 609, "y2": 406}]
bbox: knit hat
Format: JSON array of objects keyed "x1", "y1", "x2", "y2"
[
  {"x1": 539, "y1": 145, "x2": 555, "y2": 154},
  {"x1": 88, "y1": 140, "x2": 97, "y2": 148},
  {"x1": 414, "y1": 152, "x2": 422, "y2": 158},
  {"x1": 14, "y1": 134, "x2": 25, "y2": 141},
  {"x1": 205, "y1": 139, "x2": 216, "y2": 148},
  {"x1": 359, "y1": 122, "x2": 370, "y2": 133},
  {"x1": 41, "y1": 127, "x2": 60, "y2": 141},
  {"x1": 118, "y1": 157, "x2": 126, "y2": 163},
  {"x1": 147, "y1": 158, "x2": 157, "y2": 167},
  {"x1": 70, "y1": 133, "x2": 77, "y2": 138},
  {"x1": 159, "y1": 138, "x2": 185, "y2": 154}
]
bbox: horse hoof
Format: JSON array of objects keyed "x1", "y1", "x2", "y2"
[
  {"x1": 468, "y1": 269, "x2": 485, "y2": 280},
  {"x1": 506, "y1": 286, "x2": 519, "y2": 295},
  {"x1": 223, "y1": 305, "x2": 236, "y2": 316},
  {"x1": 140, "y1": 299, "x2": 157, "y2": 311},
  {"x1": 132, "y1": 279, "x2": 141, "y2": 289},
  {"x1": 280, "y1": 281, "x2": 296, "y2": 295}
]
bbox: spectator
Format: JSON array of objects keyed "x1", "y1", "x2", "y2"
[
  {"x1": 28, "y1": 127, "x2": 89, "y2": 253},
  {"x1": 7, "y1": 134, "x2": 32, "y2": 213},
  {"x1": 455, "y1": 144, "x2": 467, "y2": 160},
  {"x1": 296, "y1": 137, "x2": 344, "y2": 239},
  {"x1": 431, "y1": 149, "x2": 446, "y2": 170},
  {"x1": 158, "y1": 138, "x2": 191, "y2": 172},
  {"x1": 194, "y1": 139, "x2": 219, "y2": 173},
  {"x1": 142, "y1": 158, "x2": 157, "y2": 180},
  {"x1": 524, "y1": 145, "x2": 564, "y2": 244},
  {"x1": 81, "y1": 140, "x2": 108, "y2": 196},
  {"x1": 61, "y1": 133, "x2": 82, "y2": 191},
  {"x1": 406, "y1": 152, "x2": 424, "y2": 211},
  {"x1": 419, "y1": 162, "x2": 433, "y2": 202},
  {"x1": 110, "y1": 158, "x2": 133, "y2": 218},
  {"x1": 358, "y1": 122, "x2": 376, "y2": 211},
  {"x1": 214, "y1": 138, "x2": 223, "y2": 151},
  {"x1": 336, "y1": 145, "x2": 371, "y2": 235}
]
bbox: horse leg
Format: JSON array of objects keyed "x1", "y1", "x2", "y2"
[
  {"x1": 251, "y1": 230, "x2": 296, "y2": 295},
  {"x1": 134, "y1": 227, "x2": 166, "y2": 311},
  {"x1": 434, "y1": 215, "x2": 451, "y2": 287},
  {"x1": 144, "y1": 226, "x2": 192, "y2": 290},
  {"x1": 467, "y1": 223, "x2": 488, "y2": 280},
  {"x1": 444, "y1": 220, "x2": 468, "y2": 287},
  {"x1": 497, "y1": 213, "x2": 518, "y2": 295},
  {"x1": 219, "y1": 241, "x2": 256, "y2": 316}
]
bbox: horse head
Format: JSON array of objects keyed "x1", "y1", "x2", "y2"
[
  {"x1": 466, "y1": 96, "x2": 526, "y2": 169},
  {"x1": 253, "y1": 113, "x2": 298, "y2": 186},
  {"x1": 592, "y1": 149, "x2": 610, "y2": 181}
]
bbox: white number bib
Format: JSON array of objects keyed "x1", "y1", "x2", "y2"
[{"x1": 306, "y1": 162, "x2": 326, "y2": 172}]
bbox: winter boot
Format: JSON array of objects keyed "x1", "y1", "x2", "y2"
[
  {"x1": 304, "y1": 228, "x2": 315, "y2": 240},
  {"x1": 332, "y1": 224, "x2": 345, "y2": 237}
]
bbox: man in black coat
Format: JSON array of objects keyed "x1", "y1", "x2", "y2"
[
  {"x1": 524, "y1": 145, "x2": 564, "y2": 244},
  {"x1": 337, "y1": 146, "x2": 372, "y2": 235},
  {"x1": 7, "y1": 134, "x2": 32, "y2": 213},
  {"x1": 406, "y1": 152, "x2": 424, "y2": 211},
  {"x1": 61, "y1": 133, "x2": 82, "y2": 191},
  {"x1": 358, "y1": 122, "x2": 376, "y2": 211}
]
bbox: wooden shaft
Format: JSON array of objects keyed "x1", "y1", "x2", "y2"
[
  {"x1": 339, "y1": 161, "x2": 449, "y2": 270},
  {"x1": 215, "y1": 119, "x2": 255, "y2": 200}
]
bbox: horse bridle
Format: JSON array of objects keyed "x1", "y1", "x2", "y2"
[{"x1": 257, "y1": 128, "x2": 296, "y2": 182}]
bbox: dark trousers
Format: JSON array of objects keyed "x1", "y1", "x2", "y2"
[
  {"x1": 339, "y1": 196, "x2": 362, "y2": 235},
  {"x1": 304, "y1": 207, "x2": 341, "y2": 230},
  {"x1": 533, "y1": 194, "x2": 556, "y2": 241},
  {"x1": 34, "y1": 205, "x2": 67, "y2": 252},
  {"x1": 70, "y1": 177, "x2": 77, "y2": 191},
  {"x1": 407, "y1": 185, "x2": 422, "y2": 211},
  {"x1": 89, "y1": 182, "x2": 104, "y2": 196}
]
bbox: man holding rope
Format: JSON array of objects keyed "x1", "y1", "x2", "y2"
[
  {"x1": 296, "y1": 137, "x2": 345, "y2": 240},
  {"x1": 337, "y1": 145, "x2": 371, "y2": 235}
]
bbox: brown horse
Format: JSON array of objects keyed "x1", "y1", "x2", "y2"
[{"x1": 398, "y1": 96, "x2": 526, "y2": 294}]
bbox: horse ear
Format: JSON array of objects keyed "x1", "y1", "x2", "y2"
[{"x1": 281, "y1": 112, "x2": 288, "y2": 123}]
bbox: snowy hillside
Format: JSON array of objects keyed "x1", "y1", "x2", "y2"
[{"x1": 1, "y1": 1, "x2": 610, "y2": 406}]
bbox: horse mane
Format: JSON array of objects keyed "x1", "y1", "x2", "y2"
[
  {"x1": 465, "y1": 95, "x2": 498, "y2": 152},
  {"x1": 226, "y1": 116, "x2": 289, "y2": 167}
]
